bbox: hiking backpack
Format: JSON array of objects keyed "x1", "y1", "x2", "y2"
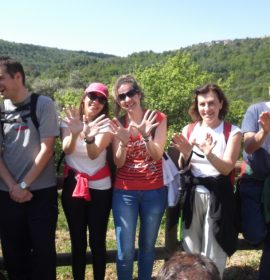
[{"x1": 0, "y1": 93, "x2": 40, "y2": 134}]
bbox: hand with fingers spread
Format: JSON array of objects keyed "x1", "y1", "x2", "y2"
[
  {"x1": 62, "y1": 107, "x2": 83, "y2": 136},
  {"x1": 109, "y1": 118, "x2": 130, "y2": 146},
  {"x1": 193, "y1": 132, "x2": 217, "y2": 157},
  {"x1": 83, "y1": 114, "x2": 111, "y2": 141},
  {"x1": 172, "y1": 133, "x2": 193, "y2": 158},
  {"x1": 259, "y1": 111, "x2": 270, "y2": 134},
  {"x1": 130, "y1": 109, "x2": 159, "y2": 137}
]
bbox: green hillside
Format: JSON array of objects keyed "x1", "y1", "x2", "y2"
[{"x1": 1, "y1": 36, "x2": 270, "y2": 104}]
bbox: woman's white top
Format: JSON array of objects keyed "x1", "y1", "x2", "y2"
[
  {"x1": 188, "y1": 121, "x2": 240, "y2": 193},
  {"x1": 61, "y1": 122, "x2": 111, "y2": 190}
]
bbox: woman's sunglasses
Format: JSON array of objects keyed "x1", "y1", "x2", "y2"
[
  {"x1": 118, "y1": 88, "x2": 138, "y2": 101},
  {"x1": 87, "y1": 92, "x2": 107, "y2": 105}
]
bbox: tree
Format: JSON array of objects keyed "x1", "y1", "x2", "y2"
[{"x1": 135, "y1": 52, "x2": 212, "y2": 137}]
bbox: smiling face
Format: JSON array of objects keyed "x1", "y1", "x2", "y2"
[
  {"x1": 197, "y1": 90, "x2": 223, "y2": 127},
  {"x1": 82, "y1": 92, "x2": 107, "y2": 120},
  {"x1": 0, "y1": 65, "x2": 21, "y2": 101},
  {"x1": 117, "y1": 83, "x2": 141, "y2": 113}
]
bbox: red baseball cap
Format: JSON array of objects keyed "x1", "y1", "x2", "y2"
[{"x1": 84, "y1": 82, "x2": 109, "y2": 99}]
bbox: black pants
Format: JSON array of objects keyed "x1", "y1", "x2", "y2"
[
  {"x1": 61, "y1": 172, "x2": 112, "y2": 280},
  {"x1": 0, "y1": 187, "x2": 58, "y2": 280}
]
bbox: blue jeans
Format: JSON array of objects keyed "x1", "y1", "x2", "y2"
[
  {"x1": 112, "y1": 187, "x2": 167, "y2": 280},
  {"x1": 240, "y1": 179, "x2": 270, "y2": 280}
]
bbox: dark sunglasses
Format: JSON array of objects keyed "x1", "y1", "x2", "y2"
[
  {"x1": 87, "y1": 92, "x2": 107, "y2": 105},
  {"x1": 118, "y1": 89, "x2": 138, "y2": 101}
]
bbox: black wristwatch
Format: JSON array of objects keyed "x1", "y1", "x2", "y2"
[{"x1": 84, "y1": 136, "x2": 95, "y2": 144}]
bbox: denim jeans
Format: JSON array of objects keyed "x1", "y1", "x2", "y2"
[
  {"x1": 112, "y1": 186, "x2": 167, "y2": 280},
  {"x1": 239, "y1": 180, "x2": 267, "y2": 244},
  {"x1": 240, "y1": 179, "x2": 270, "y2": 280}
]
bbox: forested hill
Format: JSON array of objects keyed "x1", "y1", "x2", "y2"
[
  {"x1": 186, "y1": 37, "x2": 270, "y2": 103},
  {"x1": 0, "y1": 36, "x2": 270, "y2": 104}
]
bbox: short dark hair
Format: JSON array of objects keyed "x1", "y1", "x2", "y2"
[
  {"x1": 188, "y1": 83, "x2": 228, "y2": 122},
  {"x1": 157, "y1": 251, "x2": 221, "y2": 280},
  {"x1": 0, "y1": 56, "x2": 26, "y2": 85}
]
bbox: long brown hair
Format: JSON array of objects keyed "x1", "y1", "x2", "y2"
[{"x1": 112, "y1": 74, "x2": 144, "y2": 116}]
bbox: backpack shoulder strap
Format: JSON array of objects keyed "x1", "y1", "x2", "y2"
[
  {"x1": 186, "y1": 122, "x2": 197, "y2": 140},
  {"x1": 30, "y1": 93, "x2": 40, "y2": 131},
  {"x1": 186, "y1": 121, "x2": 232, "y2": 142},
  {"x1": 223, "y1": 122, "x2": 232, "y2": 143}
]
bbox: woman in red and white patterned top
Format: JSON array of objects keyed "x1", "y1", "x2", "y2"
[{"x1": 109, "y1": 74, "x2": 167, "y2": 280}]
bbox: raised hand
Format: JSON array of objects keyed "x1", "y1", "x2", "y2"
[
  {"x1": 259, "y1": 111, "x2": 270, "y2": 134},
  {"x1": 172, "y1": 133, "x2": 193, "y2": 155},
  {"x1": 62, "y1": 107, "x2": 83, "y2": 135},
  {"x1": 192, "y1": 132, "x2": 217, "y2": 156},
  {"x1": 83, "y1": 114, "x2": 110, "y2": 140},
  {"x1": 109, "y1": 118, "x2": 130, "y2": 146},
  {"x1": 130, "y1": 109, "x2": 159, "y2": 137}
]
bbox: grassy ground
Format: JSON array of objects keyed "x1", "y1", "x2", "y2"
[
  {"x1": 55, "y1": 194, "x2": 261, "y2": 280},
  {"x1": 0, "y1": 194, "x2": 261, "y2": 279}
]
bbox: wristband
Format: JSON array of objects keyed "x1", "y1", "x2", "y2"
[
  {"x1": 84, "y1": 136, "x2": 95, "y2": 145},
  {"x1": 142, "y1": 135, "x2": 151, "y2": 142}
]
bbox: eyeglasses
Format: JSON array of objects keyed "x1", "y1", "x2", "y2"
[
  {"x1": 118, "y1": 89, "x2": 138, "y2": 101},
  {"x1": 87, "y1": 92, "x2": 107, "y2": 105}
]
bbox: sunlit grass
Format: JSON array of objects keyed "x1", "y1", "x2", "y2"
[{"x1": 0, "y1": 193, "x2": 261, "y2": 280}]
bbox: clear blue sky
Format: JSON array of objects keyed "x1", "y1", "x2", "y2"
[{"x1": 0, "y1": 0, "x2": 269, "y2": 57}]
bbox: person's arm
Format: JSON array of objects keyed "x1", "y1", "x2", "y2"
[
  {"x1": 144, "y1": 117, "x2": 167, "y2": 161},
  {"x1": 83, "y1": 116, "x2": 112, "y2": 159},
  {"x1": 61, "y1": 126, "x2": 80, "y2": 155},
  {"x1": 20, "y1": 136, "x2": 55, "y2": 186},
  {"x1": 243, "y1": 112, "x2": 270, "y2": 154},
  {"x1": 61, "y1": 107, "x2": 84, "y2": 155},
  {"x1": 171, "y1": 125, "x2": 193, "y2": 169},
  {"x1": 85, "y1": 132, "x2": 113, "y2": 160},
  {"x1": 112, "y1": 136, "x2": 128, "y2": 168},
  {"x1": 130, "y1": 110, "x2": 167, "y2": 161},
  {"x1": 205, "y1": 131, "x2": 242, "y2": 175},
  {"x1": 0, "y1": 156, "x2": 33, "y2": 202},
  {"x1": 109, "y1": 118, "x2": 129, "y2": 168}
]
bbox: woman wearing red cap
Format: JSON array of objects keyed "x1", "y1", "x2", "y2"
[
  {"x1": 60, "y1": 82, "x2": 113, "y2": 280},
  {"x1": 110, "y1": 75, "x2": 167, "y2": 280}
]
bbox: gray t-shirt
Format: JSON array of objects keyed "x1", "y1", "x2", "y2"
[
  {"x1": 241, "y1": 102, "x2": 270, "y2": 176},
  {"x1": 0, "y1": 94, "x2": 60, "y2": 191}
]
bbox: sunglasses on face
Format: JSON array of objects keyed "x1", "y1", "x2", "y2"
[
  {"x1": 87, "y1": 92, "x2": 107, "y2": 105},
  {"x1": 118, "y1": 88, "x2": 138, "y2": 101}
]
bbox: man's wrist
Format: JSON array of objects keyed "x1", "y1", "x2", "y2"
[{"x1": 19, "y1": 181, "x2": 29, "y2": 190}]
